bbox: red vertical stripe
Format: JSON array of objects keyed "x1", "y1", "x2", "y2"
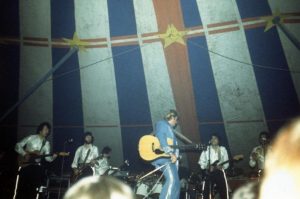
[{"x1": 153, "y1": 0, "x2": 200, "y2": 171}]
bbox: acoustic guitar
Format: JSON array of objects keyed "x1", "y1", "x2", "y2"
[
  {"x1": 18, "y1": 151, "x2": 69, "y2": 167},
  {"x1": 138, "y1": 135, "x2": 206, "y2": 161}
]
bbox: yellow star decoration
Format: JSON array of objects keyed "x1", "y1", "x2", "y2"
[
  {"x1": 261, "y1": 10, "x2": 287, "y2": 32},
  {"x1": 63, "y1": 32, "x2": 89, "y2": 51},
  {"x1": 159, "y1": 24, "x2": 188, "y2": 48}
]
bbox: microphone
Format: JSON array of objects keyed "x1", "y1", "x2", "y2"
[
  {"x1": 177, "y1": 155, "x2": 182, "y2": 160},
  {"x1": 124, "y1": 160, "x2": 130, "y2": 166},
  {"x1": 65, "y1": 138, "x2": 74, "y2": 144}
]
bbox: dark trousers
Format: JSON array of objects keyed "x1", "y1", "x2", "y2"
[
  {"x1": 16, "y1": 165, "x2": 46, "y2": 199},
  {"x1": 203, "y1": 169, "x2": 228, "y2": 199}
]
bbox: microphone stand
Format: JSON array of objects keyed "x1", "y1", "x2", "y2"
[
  {"x1": 201, "y1": 143, "x2": 212, "y2": 199},
  {"x1": 207, "y1": 144, "x2": 213, "y2": 199}
]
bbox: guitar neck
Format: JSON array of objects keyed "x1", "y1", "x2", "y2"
[
  {"x1": 39, "y1": 153, "x2": 54, "y2": 158},
  {"x1": 171, "y1": 144, "x2": 205, "y2": 150},
  {"x1": 211, "y1": 155, "x2": 243, "y2": 167},
  {"x1": 218, "y1": 160, "x2": 230, "y2": 166}
]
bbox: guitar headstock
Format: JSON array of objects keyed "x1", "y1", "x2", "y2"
[
  {"x1": 233, "y1": 154, "x2": 244, "y2": 161},
  {"x1": 58, "y1": 152, "x2": 70, "y2": 156}
]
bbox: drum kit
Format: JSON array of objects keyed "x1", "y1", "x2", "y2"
[
  {"x1": 134, "y1": 172, "x2": 163, "y2": 199},
  {"x1": 114, "y1": 170, "x2": 205, "y2": 199}
]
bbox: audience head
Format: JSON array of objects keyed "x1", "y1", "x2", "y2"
[
  {"x1": 64, "y1": 176, "x2": 135, "y2": 199},
  {"x1": 259, "y1": 117, "x2": 300, "y2": 199}
]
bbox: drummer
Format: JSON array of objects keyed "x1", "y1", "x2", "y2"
[{"x1": 94, "y1": 146, "x2": 112, "y2": 176}]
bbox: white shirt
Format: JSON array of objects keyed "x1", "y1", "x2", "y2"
[
  {"x1": 249, "y1": 145, "x2": 266, "y2": 170},
  {"x1": 198, "y1": 146, "x2": 229, "y2": 170},
  {"x1": 71, "y1": 144, "x2": 99, "y2": 168},
  {"x1": 15, "y1": 134, "x2": 54, "y2": 162},
  {"x1": 94, "y1": 157, "x2": 110, "y2": 175}
]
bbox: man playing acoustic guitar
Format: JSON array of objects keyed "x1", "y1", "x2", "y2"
[
  {"x1": 198, "y1": 134, "x2": 229, "y2": 199},
  {"x1": 14, "y1": 121, "x2": 58, "y2": 199},
  {"x1": 151, "y1": 109, "x2": 181, "y2": 199}
]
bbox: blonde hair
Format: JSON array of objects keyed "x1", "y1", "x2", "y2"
[
  {"x1": 64, "y1": 176, "x2": 135, "y2": 199},
  {"x1": 259, "y1": 117, "x2": 300, "y2": 199}
]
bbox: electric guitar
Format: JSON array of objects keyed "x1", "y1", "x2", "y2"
[
  {"x1": 209, "y1": 154, "x2": 244, "y2": 172},
  {"x1": 71, "y1": 156, "x2": 103, "y2": 183},
  {"x1": 138, "y1": 135, "x2": 206, "y2": 161},
  {"x1": 18, "y1": 151, "x2": 70, "y2": 167}
]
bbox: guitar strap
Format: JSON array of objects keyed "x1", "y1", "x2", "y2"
[
  {"x1": 39, "y1": 139, "x2": 47, "y2": 153},
  {"x1": 217, "y1": 147, "x2": 221, "y2": 162},
  {"x1": 82, "y1": 148, "x2": 91, "y2": 165}
]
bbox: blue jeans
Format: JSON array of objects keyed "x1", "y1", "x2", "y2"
[{"x1": 152, "y1": 159, "x2": 180, "y2": 199}]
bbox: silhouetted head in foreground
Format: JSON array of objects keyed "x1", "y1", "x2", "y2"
[{"x1": 64, "y1": 176, "x2": 135, "y2": 199}]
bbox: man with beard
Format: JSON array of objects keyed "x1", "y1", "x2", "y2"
[{"x1": 71, "y1": 132, "x2": 99, "y2": 182}]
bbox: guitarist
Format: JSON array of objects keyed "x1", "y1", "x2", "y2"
[
  {"x1": 14, "y1": 121, "x2": 58, "y2": 199},
  {"x1": 71, "y1": 132, "x2": 99, "y2": 182},
  {"x1": 198, "y1": 134, "x2": 229, "y2": 199},
  {"x1": 249, "y1": 131, "x2": 270, "y2": 177},
  {"x1": 151, "y1": 109, "x2": 181, "y2": 199}
]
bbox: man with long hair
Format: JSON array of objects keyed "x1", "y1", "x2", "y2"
[
  {"x1": 198, "y1": 134, "x2": 229, "y2": 199},
  {"x1": 14, "y1": 122, "x2": 57, "y2": 198},
  {"x1": 71, "y1": 132, "x2": 99, "y2": 182}
]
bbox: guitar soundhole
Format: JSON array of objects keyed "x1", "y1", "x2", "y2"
[{"x1": 154, "y1": 149, "x2": 164, "y2": 154}]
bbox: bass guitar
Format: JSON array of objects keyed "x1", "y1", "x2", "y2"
[
  {"x1": 138, "y1": 135, "x2": 206, "y2": 161},
  {"x1": 18, "y1": 151, "x2": 70, "y2": 167}
]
